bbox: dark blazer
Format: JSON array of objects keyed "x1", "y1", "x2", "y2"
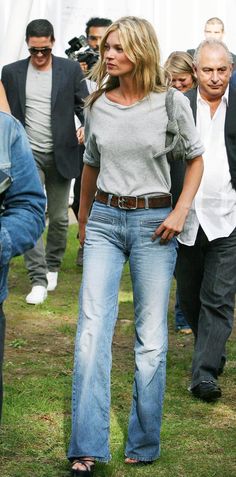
[
  {"x1": 185, "y1": 86, "x2": 236, "y2": 191},
  {"x1": 1, "y1": 55, "x2": 89, "y2": 179}
]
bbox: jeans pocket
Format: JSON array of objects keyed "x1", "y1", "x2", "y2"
[
  {"x1": 86, "y1": 208, "x2": 118, "y2": 244},
  {"x1": 140, "y1": 218, "x2": 163, "y2": 245},
  {"x1": 88, "y1": 212, "x2": 116, "y2": 226}
]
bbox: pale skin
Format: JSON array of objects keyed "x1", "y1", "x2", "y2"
[
  {"x1": 194, "y1": 44, "x2": 232, "y2": 117},
  {"x1": 74, "y1": 30, "x2": 203, "y2": 471},
  {"x1": 171, "y1": 72, "x2": 194, "y2": 93},
  {"x1": 27, "y1": 35, "x2": 54, "y2": 71},
  {"x1": 204, "y1": 23, "x2": 224, "y2": 40}
]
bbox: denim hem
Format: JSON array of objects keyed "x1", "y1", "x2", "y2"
[
  {"x1": 124, "y1": 453, "x2": 160, "y2": 462},
  {"x1": 68, "y1": 455, "x2": 111, "y2": 463}
]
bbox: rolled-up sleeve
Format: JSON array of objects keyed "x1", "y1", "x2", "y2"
[
  {"x1": 83, "y1": 108, "x2": 101, "y2": 167},
  {"x1": 174, "y1": 90, "x2": 204, "y2": 160}
]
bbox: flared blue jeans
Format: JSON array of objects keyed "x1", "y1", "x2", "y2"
[{"x1": 68, "y1": 201, "x2": 177, "y2": 462}]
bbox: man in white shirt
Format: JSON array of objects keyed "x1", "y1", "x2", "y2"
[{"x1": 176, "y1": 39, "x2": 236, "y2": 402}]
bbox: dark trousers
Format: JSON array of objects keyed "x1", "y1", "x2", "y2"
[
  {"x1": 176, "y1": 226, "x2": 236, "y2": 387},
  {"x1": 0, "y1": 303, "x2": 5, "y2": 422}
]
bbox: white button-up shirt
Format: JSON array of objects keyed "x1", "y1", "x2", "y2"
[{"x1": 178, "y1": 87, "x2": 236, "y2": 246}]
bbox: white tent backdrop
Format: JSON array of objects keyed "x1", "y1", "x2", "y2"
[{"x1": 0, "y1": 0, "x2": 235, "y2": 69}]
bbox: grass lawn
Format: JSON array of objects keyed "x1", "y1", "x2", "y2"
[{"x1": 0, "y1": 223, "x2": 235, "y2": 477}]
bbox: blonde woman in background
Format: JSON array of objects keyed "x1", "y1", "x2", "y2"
[{"x1": 165, "y1": 51, "x2": 197, "y2": 93}]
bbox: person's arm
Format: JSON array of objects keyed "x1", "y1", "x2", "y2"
[
  {"x1": 152, "y1": 155, "x2": 203, "y2": 243},
  {"x1": 0, "y1": 80, "x2": 10, "y2": 113},
  {"x1": 78, "y1": 164, "x2": 99, "y2": 246},
  {"x1": 0, "y1": 117, "x2": 46, "y2": 265},
  {"x1": 74, "y1": 62, "x2": 89, "y2": 125},
  {"x1": 77, "y1": 104, "x2": 100, "y2": 245}
]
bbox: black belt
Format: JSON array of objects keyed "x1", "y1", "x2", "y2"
[{"x1": 95, "y1": 190, "x2": 172, "y2": 210}]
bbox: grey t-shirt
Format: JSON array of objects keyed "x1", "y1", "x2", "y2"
[
  {"x1": 25, "y1": 62, "x2": 53, "y2": 153},
  {"x1": 84, "y1": 90, "x2": 204, "y2": 197}
]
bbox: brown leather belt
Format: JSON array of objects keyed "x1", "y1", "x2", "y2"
[{"x1": 95, "y1": 190, "x2": 172, "y2": 210}]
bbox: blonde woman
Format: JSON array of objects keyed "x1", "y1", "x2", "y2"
[
  {"x1": 68, "y1": 16, "x2": 203, "y2": 475},
  {"x1": 165, "y1": 51, "x2": 197, "y2": 93}
]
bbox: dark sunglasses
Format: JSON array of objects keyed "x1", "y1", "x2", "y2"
[{"x1": 28, "y1": 47, "x2": 52, "y2": 56}]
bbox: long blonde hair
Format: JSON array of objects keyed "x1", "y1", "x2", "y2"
[{"x1": 86, "y1": 16, "x2": 167, "y2": 107}]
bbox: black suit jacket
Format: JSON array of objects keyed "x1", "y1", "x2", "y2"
[{"x1": 1, "y1": 55, "x2": 89, "y2": 179}]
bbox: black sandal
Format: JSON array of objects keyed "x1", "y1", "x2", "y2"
[{"x1": 71, "y1": 458, "x2": 95, "y2": 476}]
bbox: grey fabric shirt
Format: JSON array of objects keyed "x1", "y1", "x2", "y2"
[
  {"x1": 84, "y1": 90, "x2": 204, "y2": 196},
  {"x1": 25, "y1": 62, "x2": 53, "y2": 153}
]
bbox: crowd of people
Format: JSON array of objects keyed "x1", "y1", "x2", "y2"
[{"x1": 0, "y1": 13, "x2": 235, "y2": 477}]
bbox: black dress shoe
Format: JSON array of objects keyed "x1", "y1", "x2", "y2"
[{"x1": 191, "y1": 381, "x2": 222, "y2": 402}]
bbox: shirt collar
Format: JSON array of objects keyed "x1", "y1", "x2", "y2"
[{"x1": 197, "y1": 85, "x2": 229, "y2": 106}]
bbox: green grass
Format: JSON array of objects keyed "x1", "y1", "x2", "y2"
[{"x1": 0, "y1": 223, "x2": 235, "y2": 477}]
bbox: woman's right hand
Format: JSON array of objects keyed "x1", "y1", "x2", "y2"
[
  {"x1": 77, "y1": 164, "x2": 100, "y2": 247},
  {"x1": 78, "y1": 221, "x2": 87, "y2": 247}
]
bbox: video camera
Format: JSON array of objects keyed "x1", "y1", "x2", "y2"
[{"x1": 65, "y1": 35, "x2": 99, "y2": 70}]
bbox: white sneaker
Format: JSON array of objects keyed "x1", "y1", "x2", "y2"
[
  {"x1": 26, "y1": 285, "x2": 47, "y2": 305},
  {"x1": 47, "y1": 271, "x2": 58, "y2": 291}
]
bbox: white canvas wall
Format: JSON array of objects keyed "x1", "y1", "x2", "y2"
[{"x1": 0, "y1": 0, "x2": 235, "y2": 69}]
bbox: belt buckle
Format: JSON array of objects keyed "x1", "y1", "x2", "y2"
[{"x1": 118, "y1": 196, "x2": 138, "y2": 210}]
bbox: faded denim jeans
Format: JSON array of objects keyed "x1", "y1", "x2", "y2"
[{"x1": 68, "y1": 201, "x2": 177, "y2": 462}]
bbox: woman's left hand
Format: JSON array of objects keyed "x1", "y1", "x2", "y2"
[{"x1": 151, "y1": 206, "x2": 189, "y2": 244}]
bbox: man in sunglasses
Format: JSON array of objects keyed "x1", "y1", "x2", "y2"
[{"x1": 1, "y1": 19, "x2": 88, "y2": 304}]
